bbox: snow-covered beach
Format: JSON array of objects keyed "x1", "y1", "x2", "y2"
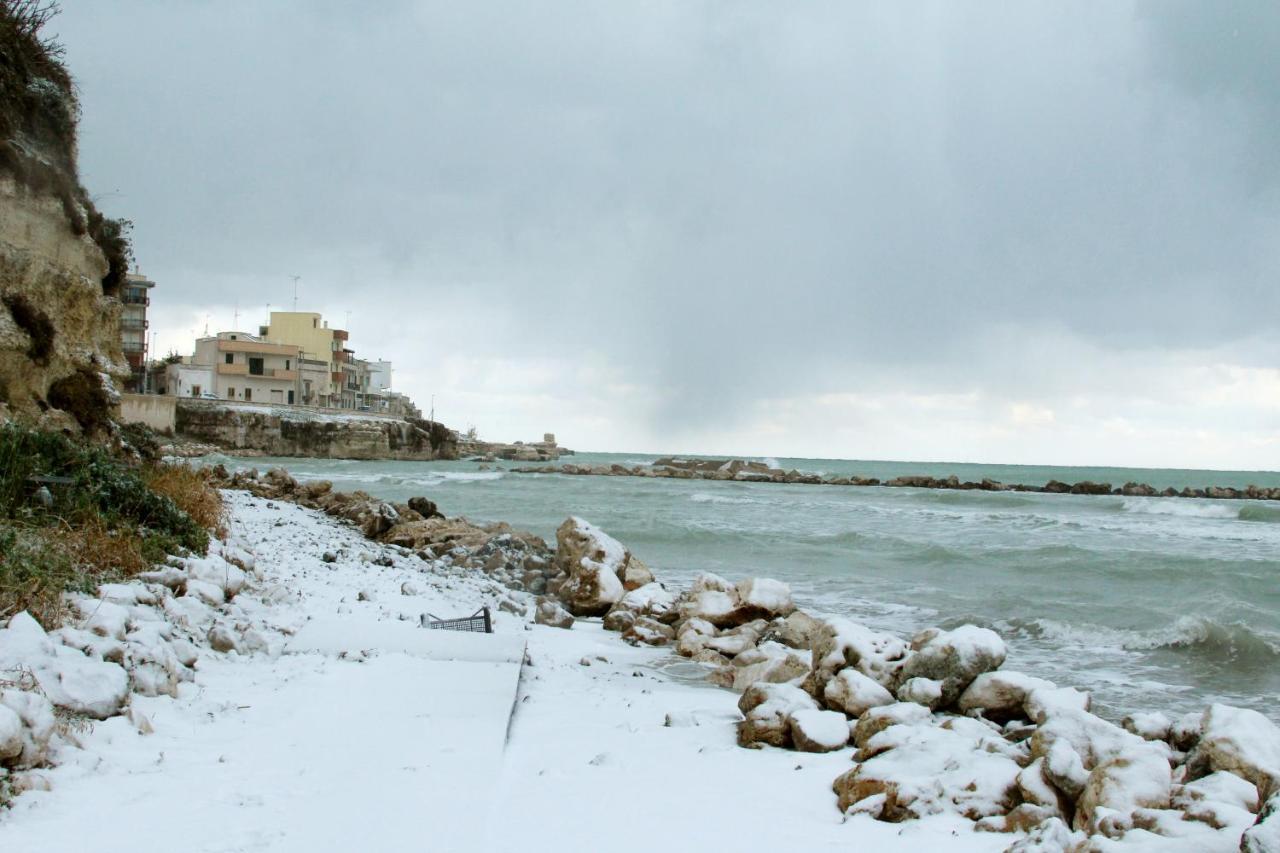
[{"x1": 1, "y1": 481, "x2": 1277, "y2": 852}]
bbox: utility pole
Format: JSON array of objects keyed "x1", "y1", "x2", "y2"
[{"x1": 291, "y1": 275, "x2": 301, "y2": 311}]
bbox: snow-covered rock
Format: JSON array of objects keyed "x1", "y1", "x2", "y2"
[
  {"x1": 807, "y1": 617, "x2": 911, "y2": 697},
  {"x1": 69, "y1": 597, "x2": 130, "y2": 641},
  {"x1": 833, "y1": 717, "x2": 1022, "y2": 821},
  {"x1": 789, "y1": 709, "x2": 850, "y2": 753},
  {"x1": 622, "y1": 616, "x2": 675, "y2": 647},
  {"x1": 733, "y1": 578, "x2": 795, "y2": 620},
  {"x1": 553, "y1": 517, "x2": 628, "y2": 616},
  {"x1": 0, "y1": 689, "x2": 56, "y2": 768},
  {"x1": 184, "y1": 553, "x2": 247, "y2": 599},
  {"x1": 533, "y1": 598, "x2": 574, "y2": 629},
  {"x1": 894, "y1": 625, "x2": 1006, "y2": 709},
  {"x1": 1074, "y1": 746, "x2": 1172, "y2": 833},
  {"x1": 765, "y1": 610, "x2": 822, "y2": 650},
  {"x1": 852, "y1": 702, "x2": 934, "y2": 750},
  {"x1": 731, "y1": 644, "x2": 809, "y2": 691},
  {"x1": 1122, "y1": 711, "x2": 1173, "y2": 743},
  {"x1": 1243, "y1": 794, "x2": 1280, "y2": 853},
  {"x1": 958, "y1": 671, "x2": 1056, "y2": 722},
  {"x1": 737, "y1": 682, "x2": 818, "y2": 749},
  {"x1": 0, "y1": 613, "x2": 129, "y2": 720},
  {"x1": 896, "y1": 677, "x2": 945, "y2": 709},
  {"x1": 606, "y1": 582, "x2": 677, "y2": 625},
  {"x1": 0, "y1": 703, "x2": 23, "y2": 762},
  {"x1": 1186, "y1": 704, "x2": 1280, "y2": 800},
  {"x1": 823, "y1": 668, "x2": 895, "y2": 718}
]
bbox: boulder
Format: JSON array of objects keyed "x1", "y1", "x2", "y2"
[
  {"x1": 0, "y1": 703, "x2": 23, "y2": 762},
  {"x1": 731, "y1": 645, "x2": 810, "y2": 692},
  {"x1": 789, "y1": 709, "x2": 851, "y2": 753},
  {"x1": 0, "y1": 689, "x2": 57, "y2": 768},
  {"x1": 407, "y1": 496, "x2": 444, "y2": 519},
  {"x1": 533, "y1": 598, "x2": 574, "y2": 630},
  {"x1": 852, "y1": 702, "x2": 933, "y2": 750},
  {"x1": 893, "y1": 625, "x2": 1006, "y2": 709},
  {"x1": 1074, "y1": 746, "x2": 1172, "y2": 833},
  {"x1": 1243, "y1": 794, "x2": 1280, "y2": 853},
  {"x1": 765, "y1": 610, "x2": 823, "y2": 650},
  {"x1": 896, "y1": 677, "x2": 945, "y2": 710},
  {"x1": 807, "y1": 617, "x2": 911, "y2": 698},
  {"x1": 622, "y1": 617, "x2": 675, "y2": 647},
  {"x1": 823, "y1": 668, "x2": 895, "y2": 718},
  {"x1": 958, "y1": 671, "x2": 1057, "y2": 723},
  {"x1": 0, "y1": 613, "x2": 129, "y2": 720},
  {"x1": 553, "y1": 517, "x2": 630, "y2": 616},
  {"x1": 1186, "y1": 704, "x2": 1280, "y2": 800},
  {"x1": 733, "y1": 578, "x2": 795, "y2": 621},
  {"x1": 737, "y1": 682, "x2": 818, "y2": 749},
  {"x1": 608, "y1": 583, "x2": 677, "y2": 625}
]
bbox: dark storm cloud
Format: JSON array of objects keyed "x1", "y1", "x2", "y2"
[{"x1": 51, "y1": 2, "x2": 1280, "y2": 457}]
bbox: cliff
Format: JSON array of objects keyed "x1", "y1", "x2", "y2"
[
  {"x1": 0, "y1": 2, "x2": 130, "y2": 435},
  {"x1": 174, "y1": 401, "x2": 458, "y2": 460}
]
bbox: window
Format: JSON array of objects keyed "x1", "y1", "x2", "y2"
[
  {"x1": 244, "y1": 388, "x2": 252, "y2": 401},
  {"x1": 192, "y1": 385, "x2": 201, "y2": 397},
  {"x1": 229, "y1": 334, "x2": 237, "y2": 340},
  {"x1": 288, "y1": 390, "x2": 295, "y2": 404},
  {"x1": 249, "y1": 357, "x2": 264, "y2": 376},
  {"x1": 285, "y1": 360, "x2": 290, "y2": 370},
  {"x1": 225, "y1": 353, "x2": 233, "y2": 364},
  {"x1": 313, "y1": 319, "x2": 318, "y2": 328},
  {"x1": 227, "y1": 387, "x2": 234, "y2": 399}
]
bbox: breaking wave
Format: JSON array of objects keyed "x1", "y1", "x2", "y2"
[
  {"x1": 1119, "y1": 499, "x2": 1237, "y2": 519},
  {"x1": 689, "y1": 492, "x2": 763, "y2": 505},
  {"x1": 1000, "y1": 616, "x2": 1280, "y2": 668}
]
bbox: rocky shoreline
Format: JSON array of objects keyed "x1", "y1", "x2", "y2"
[
  {"x1": 511, "y1": 456, "x2": 1280, "y2": 502},
  {"x1": 205, "y1": 465, "x2": 1280, "y2": 852}
]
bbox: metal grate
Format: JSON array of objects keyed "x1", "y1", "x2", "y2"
[{"x1": 422, "y1": 607, "x2": 493, "y2": 633}]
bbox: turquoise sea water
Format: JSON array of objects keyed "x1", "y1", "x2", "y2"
[{"x1": 218, "y1": 451, "x2": 1280, "y2": 722}]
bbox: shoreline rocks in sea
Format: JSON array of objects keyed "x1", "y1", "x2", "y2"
[{"x1": 509, "y1": 457, "x2": 1280, "y2": 502}]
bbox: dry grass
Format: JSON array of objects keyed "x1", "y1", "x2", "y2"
[{"x1": 144, "y1": 464, "x2": 227, "y2": 540}]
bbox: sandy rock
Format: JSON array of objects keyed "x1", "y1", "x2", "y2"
[
  {"x1": 894, "y1": 625, "x2": 1006, "y2": 709},
  {"x1": 207, "y1": 623, "x2": 239, "y2": 653},
  {"x1": 602, "y1": 609, "x2": 636, "y2": 633},
  {"x1": 1243, "y1": 794, "x2": 1280, "y2": 853},
  {"x1": 0, "y1": 689, "x2": 56, "y2": 768},
  {"x1": 0, "y1": 613, "x2": 129, "y2": 720},
  {"x1": 1186, "y1": 704, "x2": 1280, "y2": 800},
  {"x1": 737, "y1": 682, "x2": 818, "y2": 749},
  {"x1": 834, "y1": 717, "x2": 1022, "y2": 820},
  {"x1": 733, "y1": 578, "x2": 796, "y2": 620},
  {"x1": 619, "y1": 555, "x2": 655, "y2": 591},
  {"x1": 692, "y1": 649, "x2": 732, "y2": 667},
  {"x1": 623, "y1": 616, "x2": 675, "y2": 647},
  {"x1": 852, "y1": 702, "x2": 934, "y2": 750},
  {"x1": 1122, "y1": 711, "x2": 1173, "y2": 743},
  {"x1": 674, "y1": 618, "x2": 718, "y2": 656},
  {"x1": 766, "y1": 610, "x2": 823, "y2": 650},
  {"x1": 534, "y1": 598, "x2": 575, "y2": 630},
  {"x1": 1170, "y1": 710, "x2": 1203, "y2": 753},
  {"x1": 958, "y1": 671, "x2": 1056, "y2": 722},
  {"x1": 823, "y1": 668, "x2": 895, "y2": 718},
  {"x1": 789, "y1": 709, "x2": 851, "y2": 753},
  {"x1": 677, "y1": 588, "x2": 741, "y2": 629},
  {"x1": 608, "y1": 583, "x2": 678, "y2": 625},
  {"x1": 1074, "y1": 746, "x2": 1172, "y2": 833},
  {"x1": 808, "y1": 617, "x2": 911, "y2": 698},
  {"x1": 0, "y1": 703, "x2": 23, "y2": 762},
  {"x1": 896, "y1": 677, "x2": 945, "y2": 709},
  {"x1": 554, "y1": 517, "x2": 628, "y2": 616},
  {"x1": 731, "y1": 647, "x2": 810, "y2": 692}
]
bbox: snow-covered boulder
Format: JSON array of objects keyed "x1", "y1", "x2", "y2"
[
  {"x1": 0, "y1": 689, "x2": 57, "y2": 768},
  {"x1": 789, "y1": 709, "x2": 850, "y2": 753},
  {"x1": 852, "y1": 702, "x2": 933, "y2": 750},
  {"x1": 896, "y1": 677, "x2": 945, "y2": 710},
  {"x1": 1029, "y1": 707, "x2": 1151, "y2": 803},
  {"x1": 69, "y1": 597, "x2": 130, "y2": 641},
  {"x1": 1172, "y1": 770, "x2": 1259, "y2": 835},
  {"x1": 1122, "y1": 711, "x2": 1173, "y2": 743},
  {"x1": 184, "y1": 553, "x2": 247, "y2": 599},
  {"x1": 894, "y1": 625, "x2": 1006, "y2": 709},
  {"x1": 807, "y1": 618, "x2": 912, "y2": 699},
  {"x1": 553, "y1": 517, "x2": 628, "y2": 616},
  {"x1": 737, "y1": 682, "x2": 818, "y2": 749},
  {"x1": 833, "y1": 717, "x2": 1023, "y2": 821},
  {"x1": 1243, "y1": 794, "x2": 1280, "y2": 853},
  {"x1": 733, "y1": 578, "x2": 795, "y2": 621},
  {"x1": 533, "y1": 598, "x2": 574, "y2": 629},
  {"x1": 677, "y1": 587, "x2": 740, "y2": 628},
  {"x1": 674, "y1": 618, "x2": 718, "y2": 656},
  {"x1": 731, "y1": 643, "x2": 810, "y2": 691},
  {"x1": 765, "y1": 610, "x2": 823, "y2": 650},
  {"x1": 0, "y1": 703, "x2": 23, "y2": 762},
  {"x1": 958, "y1": 671, "x2": 1056, "y2": 722},
  {"x1": 0, "y1": 613, "x2": 129, "y2": 720},
  {"x1": 1024, "y1": 686, "x2": 1091, "y2": 724},
  {"x1": 1186, "y1": 704, "x2": 1280, "y2": 800},
  {"x1": 823, "y1": 668, "x2": 895, "y2": 718},
  {"x1": 606, "y1": 582, "x2": 677, "y2": 625},
  {"x1": 1074, "y1": 746, "x2": 1172, "y2": 833},
  {"x1": 622, "y1": 616, "x2": 675, "y2": 647}
]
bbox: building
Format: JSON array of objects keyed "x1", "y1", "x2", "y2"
[
  {"x1": 367, "y1": 360, "x2": 392, "y2": 393},
  {"x1": 192, "y1": 331, "x2": 302, "y2": 404},
  {"x1": 120, "y1": 272, "x2": 154, "y2": 391},
  {"x1": 163, "y1": 360, "x2": 214, "y2": 399},
  {"x1": 258, "y1": 312, "x2": 348, "y2": 407}
]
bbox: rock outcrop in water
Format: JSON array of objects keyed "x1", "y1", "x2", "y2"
[{"x1": 510, "y1": 458, "x2": 1280, "y2": 502}]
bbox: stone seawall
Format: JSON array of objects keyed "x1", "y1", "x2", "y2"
[{"x1": 175, "y1": 400, "x2": 457, "y2": 460}]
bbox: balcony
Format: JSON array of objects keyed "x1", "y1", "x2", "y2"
[
  {"x1": 122, "y1": 294, "x2": 150, "y2": 306},
  {"x1": 119, "y1": 318, "x2": 149, "y2": 331},
  {"x1": 218, "y1": 364, "x2": 298, "y2": 380}
]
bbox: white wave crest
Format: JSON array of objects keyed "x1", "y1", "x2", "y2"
[
  {"x1": 690, "y1": 492, "x2": 761, "y2": 505},
  {"x1": 1121, "y1": 499, "x2": 1237, "y2": 519}
]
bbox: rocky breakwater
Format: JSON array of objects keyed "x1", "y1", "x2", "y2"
[
  {"x1": 175, "y1": 402, "x2": 458, "y2": 461},
  {"x1": 512, "y1": 457, "x2": 1280, "y2": 503}
]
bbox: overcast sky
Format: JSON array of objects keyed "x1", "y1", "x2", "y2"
[{"x1": 55, "y1": 2, "x2": 1280, "y2": 468}]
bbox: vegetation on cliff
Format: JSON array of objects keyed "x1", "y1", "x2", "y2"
[
  {"x1": 0, "y1": 0, "x2": 130, "y2": 294},
  {"x1": 0, "y1": 424, "x2": 223, "y2": 626}
]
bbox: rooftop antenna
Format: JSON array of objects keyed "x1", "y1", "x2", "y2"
[
  {"x1": 233, "y1": 299, "x2": 240, "y2": 331},
  {"x1": 291, "y1": 275, "x2": 301, "y2": 311},
  {"x1": 203, "y1": 314, "x2": 209, "y2": 336},
  {"x1": 430, "y1": 394, "x2": 435, "y2": 424}
]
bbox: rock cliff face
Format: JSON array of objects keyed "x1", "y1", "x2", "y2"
[
  {"x1": 0, "y1": 8, "x2": 130, "y2": 435},
  {"x1": 174, "y1": 402, "x2": 458, "y2": 460}
]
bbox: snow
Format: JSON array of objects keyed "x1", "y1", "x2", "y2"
[
  {"x1": 824, "y1": 668, "x2": 895, "y2": 717},
  {"x1": 1191, "y1": 704, "x2": 1280, "y2": 797},
  {"x1": 735, "y1": 577, "x2": 794, "y2": 615},
  {"x1": 790, "y1": 709, "x2": 851, "y2": 752},
  {"x1": 0, "y1": 491, "x2": 1007, "y2": 852},
  {"x1": 0, "y1": 613, "x2": 130, "y2": 720}
]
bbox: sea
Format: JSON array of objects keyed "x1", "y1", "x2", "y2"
[{"x1": 214, "y1": 451, "x2": 1280, "y2": 722}]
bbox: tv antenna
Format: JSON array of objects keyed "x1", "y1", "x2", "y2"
[{"x1": 291, "y1": 275, "x2": 301, "y2": 311}]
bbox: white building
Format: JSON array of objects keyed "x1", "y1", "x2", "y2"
[{"x1": 368, "y1": 360, "x2": 392, "y2": 393}]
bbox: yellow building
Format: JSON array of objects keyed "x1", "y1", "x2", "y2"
[{"x1": 258, "y1": 312, "x2": 348, "y2": 407}]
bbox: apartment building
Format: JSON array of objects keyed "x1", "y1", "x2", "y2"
[
  {"x1": 193, "y1": 331, "x2": 302, "y2": 404},
  {"x1": 120, "y1": 272, "x2": 154, "y2": 391},
  {"x1": 258, "y1": 312, "x2": 348, "y2": 407}
]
